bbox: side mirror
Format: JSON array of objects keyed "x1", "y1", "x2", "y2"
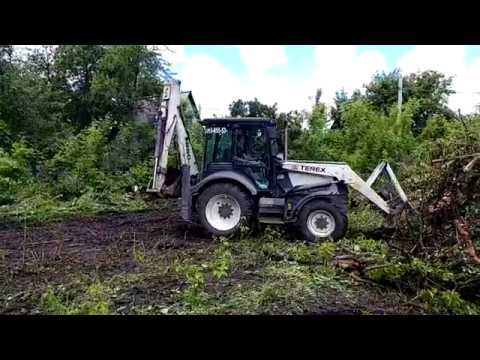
[{"x1": 276, "y1": 153, "x2": 284, "y2": 161}]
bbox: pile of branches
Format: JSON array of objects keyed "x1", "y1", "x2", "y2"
[
  {"x1": 393, "y1": 118, "x2": 480, "y2": 258},
  {"x1": 423, "y1": 151, "x2": 480, "y2": 262}
]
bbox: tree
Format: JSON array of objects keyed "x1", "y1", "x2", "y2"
[
  {"x1": 0, "y1": 46, "x2": 64, "y2": 154},
  {"x1": 0, "y1": 45, "x2": 13, "y2": 73},
  {"x1": 309, "y1": 103, "x2": 326, "y2": 131},
  {"x1": 277, "y1": 110, "x2": 305, "y2": 155},
  {"x1": 46, "y1": 45, "x2": 166, "y2": 135},
  {"x1": 228, "y1": 98, "x2": 278, "y2": 118},
  {"x1": 290, "y1": 95, "x2": 329, "y2": 160},
  {"x1": 365, "y1": 69, "x2": 455, "y2": 133},
  {"x1": 405, "y1": 70, "x2": 456, "y2": 132},
  {"x1": 54, "y1": 45, "x2": 106, "y2": 129},
  {"x1": 365, "y1": 69, "x2": 402, "y2": 114},
  {"x1": 92, "y1": 45, "x2": 164, "y2": 122},
  {"x1": 330, "y1": 89, "x2": 349, "y2": 129},
  {"x1": 314, "y1": 88, "x2": 322, "y2": 106},
  {"x1": 0, "y1": 46, "x2": 14, "y2": 148},
  {"x1": 229, "y1": 99, "x2": 248, "y2": 117},
  {"x1": 26, "y1": 46, "x2": 57, "y2": 83}
]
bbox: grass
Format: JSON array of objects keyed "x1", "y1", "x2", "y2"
[
  {"x1": 20, "y1": 234, "x2": 374, "y2": 315},
  {"x1": 0, "y1": 190, "x2": 168, "y2": 226},
  {"x1": 3, "y1": 205, "x2": 480, "y2": 315},
  {"x1": 9, "y1": 233, "x2": 470, "y2": 315}
]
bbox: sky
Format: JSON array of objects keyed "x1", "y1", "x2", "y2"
[{"x1": 162, "y1": 45, "x2": 480, "y2": 118}]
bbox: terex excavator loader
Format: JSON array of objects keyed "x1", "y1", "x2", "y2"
[{"x1": 148, "y1": 80, "x2": 409, "y2": 241}]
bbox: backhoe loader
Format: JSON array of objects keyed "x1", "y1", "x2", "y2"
[{"x1": 147, "y1": 80, "x2": 409, "y2": 241}]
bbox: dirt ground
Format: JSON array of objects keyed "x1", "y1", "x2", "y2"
[
  {"x1": 0, "y1": 203, "x2": 207, "y2": 272},
  {"x1": 0, "y1": 200, "x2": 422, "y2": 315}
]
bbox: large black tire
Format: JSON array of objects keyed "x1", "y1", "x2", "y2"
[
  {"x1": 297, "y1": 199, "x2": 347, "y2": 242},
  {"x1": 197, "y1": 183, "x2": 254, "y2": 237}
]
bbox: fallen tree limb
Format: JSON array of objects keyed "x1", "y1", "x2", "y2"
[
  {"x1": 432, "y1": 153, "x2": 480, "y2": 164},
  {"x1": 334, "y1": 255, "x2": 364, "y2": 272},
  {"x1": 464, "y1": 155, "x2": 480, "y2": 172},
  {"x1": 365, "y1": 263, "x2": 394, "y2": 272},
  {"x1": 349, "y1": 272, "x2": 378, "y2": 286}
]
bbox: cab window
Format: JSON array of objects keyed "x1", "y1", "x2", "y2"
[
  {"x1": 204, "y1": 127, "x2": 232, "y2": 165},
  {"x1": 234, "y1": 127, "x2": 268, "y2": 162}
]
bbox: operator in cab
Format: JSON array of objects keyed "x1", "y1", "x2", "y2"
[{"x1": 233, "y1": 128, "x2": 269, "y2": 189}]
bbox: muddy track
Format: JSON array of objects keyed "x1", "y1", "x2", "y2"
[{"x1": 0, "y1": 204, "x2": 210, "y2": 275}]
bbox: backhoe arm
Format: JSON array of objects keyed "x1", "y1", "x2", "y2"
[{"x1": 149, "y1": 80, "x2": 198, "y2": 192}]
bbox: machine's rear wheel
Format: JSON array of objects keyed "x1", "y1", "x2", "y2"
[
  {"x1": 297, "y1": 200, "x2": 347, "y2": 242},
  {"x1": 197, "y1": 183, "x2": 254, "y2": 236}
]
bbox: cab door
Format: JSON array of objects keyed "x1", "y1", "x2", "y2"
[
  {"x1": 202, "y1": 126, "x2": 233, "y2": 177},
  {"x1": 232, "y1": 126, "x2": 271, "y2": 190}
]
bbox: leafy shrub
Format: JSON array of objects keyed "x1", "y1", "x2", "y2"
[
  {"x1": 211, "y1": 239, "x2": 232, "y2": 280},
  {"x1": 174, "y1": 260, "x2": 208, "y2": 308},
  {"x1": 0, "y1": 141, "x2": 34, "y2": 204},
  {"x1": 0, "y1": 119, "x2": 12, "y2": 149},
  {"x1": 124, "y1": 159, "x2": 153, "y2": 191},
  {"x1": 366, "y1": 255, "x2": 456, "y2": 291},
  {"x1": 101, "y1": 121, "x2": 154, "y2": 175},
  {"x1": 417, "y1": 288, "x2": 480, "y2": 315},
  {"x1": 347, "y1": 206, "x2": 384, "y2": 235},
  {"x1": 40, "y1": 280, "x2": 112, "y2": 315},
  {"x1": 46, "y1": 121, "x2": 109, "y2": 199}
]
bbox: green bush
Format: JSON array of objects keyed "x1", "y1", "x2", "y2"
[
  {"x1": 101, "y1": 121, "x2": 154, "y2": 174},
  {"x1": 174, "y1": 260, "x2": 208, "y2": 309},
  {"x1": 40, "y1": 279, "x2": 113, "y2": 315},
  {"x1": 125, "y1": 159, "x2": 153, "y2": 191},
  {"x1": 347, "y1": 206, "x2": 384, "y2": 235},
  {"x1": 211, "y1": 240, "x2": 232, "y2": 280},
  {"x1": 292, "y1": 99, "x2": 417, "y2": 175},
  {"x1": 417, "y1": 288, "x2": 480, "y2": 315},
  {"x1": 0, "y1": 141, "x2": 34, "y2": 205},
  {"x1": 46, "y1": 121, "x2": 109, "y2": 199},
  {"x1": 0, "y1": 119, "x2": 11, "y2": 149}
]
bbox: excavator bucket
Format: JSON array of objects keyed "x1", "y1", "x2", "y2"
[{"x1": 163, "y1": 167, "x2": 182, "y2": 197}]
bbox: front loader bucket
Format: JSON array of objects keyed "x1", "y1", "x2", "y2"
[{"x1": 366, "y1": 161, "x2": 410, "y2": 216}]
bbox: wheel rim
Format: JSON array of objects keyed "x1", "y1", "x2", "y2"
[
  {"x1": 205, "y1": 194, "x2": 242, "y2": 231},
  {"x1": 307, "y1": 210, "x2": 336, "y2": 238}
]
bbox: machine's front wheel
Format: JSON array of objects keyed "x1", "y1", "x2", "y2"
[
  {"x1": 197, "y1": 183, "x2": 254, "y2": 237},
  {"x1": 297, "y1": 201, "x2": 347, "y2": 241}
]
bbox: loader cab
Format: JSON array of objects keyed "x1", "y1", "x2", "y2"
[{"x1": 200, "y1": 118, "x2": 280, "y2": 192}]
